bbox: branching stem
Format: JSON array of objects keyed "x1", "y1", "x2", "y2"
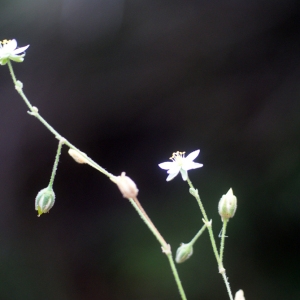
[
  {"x1": 187, "y1": 177, "x2": 233, "y2": 300},
  {"x1": 6, "y1": 60, "x2": 187, "y2": 300}
]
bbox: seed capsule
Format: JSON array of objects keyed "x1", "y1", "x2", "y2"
[
  {"x1": 175, "y1": 243, "x2": 193, "y2": 263},
  {"x1": 35, "y1": 187, "x2": 55, "y2": 217},
  {"x1": 218, "y1": 188, "x2": 237, "y2": 221}
]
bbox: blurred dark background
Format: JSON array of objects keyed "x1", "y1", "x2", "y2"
[{"x1": 1, "y1": 0, "x2": 300, "y2": 299}]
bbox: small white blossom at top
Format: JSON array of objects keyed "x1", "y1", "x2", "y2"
[
  {"x1": 158, "y1": 150, "x2": 203, "y2": 181},
  {"x1": 0, "y1": 39, "x2": 29, "y2": 65}
]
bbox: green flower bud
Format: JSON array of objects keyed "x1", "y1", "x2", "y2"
[
  {"x1": 218, "y1": 188, "x2": 237, "y2": 221},
  {"x1": 175, "y1": 243, "x2": 193, "y2": 263},
  {"x1": 35, "y1": 187, "x2": 55, "y2": 217},
  {"x1": 15, "y1": 80, "x2": 23, "y2": 90}
]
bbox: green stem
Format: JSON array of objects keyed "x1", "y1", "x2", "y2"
[
  {"x1": 129, "y1": 197, "x2": 167, "y2": 248},
  {"x1": 48, "y1": 139, "x2": 64, "y2": 188},
  {"x1": 187, "y1": 178, "x2": 220, "y2": 264},
  {"x1": 186, "y1": 177, "x2": 233, "y2": 300},
  {"x1": 7, "y1": 61, "x2": 114, "y2": 179},
  {"x1": 219, "y1": 219, "x2": 228, "y2": 264},
  {"x1": 166, "y1": 252, "x2": 187, "y2": 300},
  {"x1": 189, "y1": 223, "x2": 207, "y2": 246},
  {"x1": 219, "y1": 220, "x2": 233, "y2": 300},
  {"x1": 221, "y1": 273, "x2": 233, "y2": 300},
  {"x1": 7, "y1": 61, "x2": 187, "y2": 300},
  {"x1": 7, "y1": 60, "x2": 17, "y2": 84},
  {"x1": 128, "y1": 197, "x2": 187, "y2": 300}
]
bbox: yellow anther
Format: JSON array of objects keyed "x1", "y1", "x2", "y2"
[
  {"x1": 1, "y1": 39, "x2": 10, "y2": 45},
  {"x1": 170, "y1": 151, "x2": 185, "y2": 160}
]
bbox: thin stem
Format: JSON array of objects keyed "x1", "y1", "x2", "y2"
[
  {"x1": 219, "y1": 219, "x2": 228, "y2": 264},
  {"x1": 189, "y1": 223, "x2": 207, "y2": 246},
  {"x1": 7, "y1": 60, "x2": 17, "y2": 85},
  {"x1": 221, "y1": 273, "x2": 233, "y2": 300},
  {"x1": 48, "y1": 139, "x2": 64, "y2": 188},
  {"x1": 6, "y1": 61, "x2": 187, "y2": 300},
  {"x1": 129, "y1": 197, "x2": 168, "y2": 248},
  {"x1": 187, "y1": 177, "x2": 233, "y2": 300},
  {"x1": 7, "y1": 61, "x2": 114, "y2": 179},
  {"x1": 8, "y1": 61, "x2": 33, "y2": 110},
  {"x1": 128, "y1": 197, "x2": 187, "y2": 300},
  {"x1": 219, "y1": 220, "x2": 233, "y2": 300},
  {"x1": 166, "y1": 252, "x2": 187, "y2": 300},
  {"x1": 187, "y1": 178, "x2": 220, "y2": 263}
]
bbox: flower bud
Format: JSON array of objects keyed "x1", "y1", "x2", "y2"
[
  {"x1": 111, "y1": 172, "x2": 139, "y2": 198},
  {"x1": 15, "y1": 80, "x2": 23, "y2": 90},
  {"x1": 218, "y1": 188, "x2": 237, "y2": 221},
  {"x1": 189, "y1": 187, "x2": 199, "y2": 197},
  {"x1": 234, "y1": 289, "x2": 245, "y2": 300},
  {"x1": 35, "y1": 187, "x2": 55, "y2": 217},
  {"x1": 175, "y1": 243, "x2": 193, "y2": 263},
  {"x1": 68, "y1": 149, "x2": 88, "y2": 164}
]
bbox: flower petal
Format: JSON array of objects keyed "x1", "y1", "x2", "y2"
[
  {"x1": 185, "y1": 149, "x2": 200, "y2": 161},
  {"x1": 13, "y1": 45, "x2": 29, "y2": 54},
  {"x1": 191, "y1": 162, "x2": 203, "y2": 169},
  {"x1": 6, "y1": 39, "x2": 17, "y2": 51},
  {"x1": 0, "y1": 58, "x2": 8, "y2": 65},
  {"x1": 183, "y1": 162, "x2": 203, "y2": 170},
  {"x1": 180, "y1": 169, "x2": 188, "y2": 181},
  {"x1": 9, "y1": 55, "x2": 25, "y2": 62},
  {"x1": 158, "y1": 162, "x2": 175, "y2": 170},
  {"x1": 166, "y1": 170, "x2": 180, "y2": 181},
  {"x1": 167, "y1": 165, "x2": 180, "y2": 174}
]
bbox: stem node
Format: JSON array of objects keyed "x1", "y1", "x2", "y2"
[
  {"x1": 202, "y1": 218, "x2": 212, "y2": 227},
  {"x1": 161, "y1": 244, "x2": 171, "y2": 255}
]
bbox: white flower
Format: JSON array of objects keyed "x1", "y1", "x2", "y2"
[
  {"x1": 0, "y1": 39, "x2": 29, "y2": 65},
  {"x1": 158, "y1": 150, "x2": 203, "y2": 181}
]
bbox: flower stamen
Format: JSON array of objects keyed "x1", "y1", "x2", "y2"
[
  {"x1": 0, "y1": 39, "x2": 11, "y2": 46},
  {"x1": 170, "y1": 151, "x2": 185, "y2": 166}
]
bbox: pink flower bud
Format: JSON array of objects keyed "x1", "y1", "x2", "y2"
[
  {"x1": 68, "y1": 149, "x2": 88, "y2": 164},
  {"x1": 113, "y1": 172, "x2": 139, "y2": 198}
]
